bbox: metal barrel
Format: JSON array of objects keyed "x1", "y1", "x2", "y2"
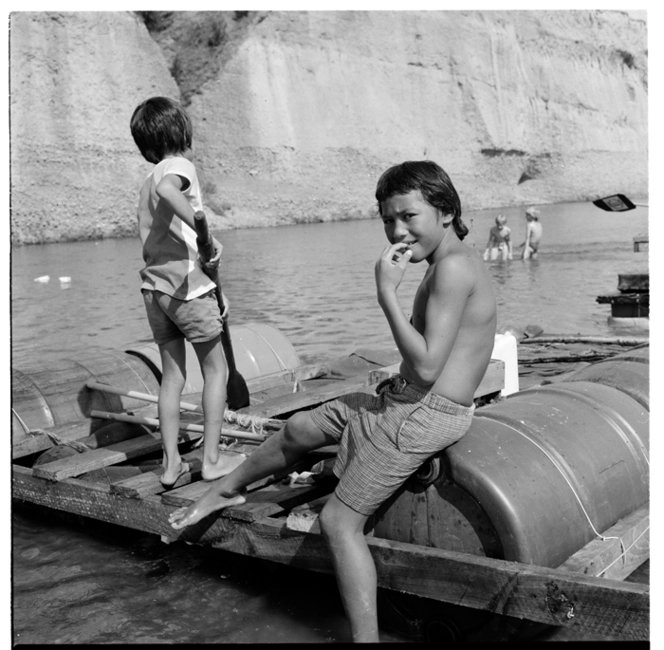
[
  {"x1": 12, "y1": 323, "x2": 300, "y2": 448},
  {"x1": 126, "y1": 322, "x2": 300, "y2": 397},
  {"x1": 12, "y1": 348, "x2": 161, "y2": 444},
  {"x1": 372, "y1": 347, "x2": 649, "y2": 568}
]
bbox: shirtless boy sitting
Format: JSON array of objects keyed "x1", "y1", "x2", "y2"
[{"x1": 169, "y1": 160, "x2": 497, "y2": 643}]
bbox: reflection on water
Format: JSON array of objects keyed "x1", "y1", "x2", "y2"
[
  {"x1": 13, "y1": 506, "x2": 357, "y2": 644},
  {"x1": 11, "y1": 202, "x2": 649, "y2": 365},
  {"x1": 11, "y1": 202, "x2": 648, "y2": 643}
]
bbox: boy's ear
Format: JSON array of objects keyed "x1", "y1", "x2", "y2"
[{"x1": 439, "y1": 212, "x2": 454, "y2": 225}]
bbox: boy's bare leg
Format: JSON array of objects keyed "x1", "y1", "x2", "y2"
[
  {"x1": 192, "y1": 335, "x2": 232, "y2": 481},
  {"x1": 158, "y1": 338, "x2": 189, "y2": 486},
  {"x1": 320, "y1": 495, "x2": 379, "y2": 643},
  {"x1": 169, "y1": 411, "x2": 335, "y2": 529}
]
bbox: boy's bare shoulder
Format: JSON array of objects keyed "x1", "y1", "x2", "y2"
[{"x1": 431, "y1": 246, "x2": 483, "y2": 289}]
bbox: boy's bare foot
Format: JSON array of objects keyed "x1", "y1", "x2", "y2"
[
  {"x1": 202, "y1": 452, "x2": 246, "y2": 481},
  {"x1": 168, "y1": 487, "x2": 247, "y2": 530},
  {"x1": 160, "y1": 461, "x2": 191, "y2": 488}
]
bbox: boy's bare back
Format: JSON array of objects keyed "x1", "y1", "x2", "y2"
[{"x1": 528, "y1": 221, "x2": 543, "y2": 245}]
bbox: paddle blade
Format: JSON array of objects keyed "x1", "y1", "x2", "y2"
[
  {"x1": 593, "y1": 194, "x2": 636, "y2": 212},
  {"x1": 220, "y1": 317, "x2": 251, "y2": 409}
]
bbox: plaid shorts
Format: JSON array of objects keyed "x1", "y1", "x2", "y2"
[{"x1": 309, "y1": 376, "x2": 475, "y2": 516}]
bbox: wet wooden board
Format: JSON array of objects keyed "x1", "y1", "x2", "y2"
[
  {"x1": 559, "y1": 505, "x2": 649, "y2": 582},
  {"x1": 160, "y1": 474, "x2": 337, "y2": 523},
  {"x1": 11, "y1": 465, "x2": 649, "y2": 641},
  {"x1": 32, "y1": 434, "x2": 165, "y2": 481},
  {"x1": 13, "y1": 421, "x2": 93, "y2": 459},
  {"x1": 245, "y1": 369, "x2": 296, "y2": 393},
  {"x1": 121, "y1": 443, "x2": 338, "y2": 504},
  {"x1": 241, "y1": 378, "x2": 374, "y2": 418},
  {"x1": 110, "y1": 450, "x2": 204, "y2": 499},
  {"x1": 13, "y1": 403, "x2": 159, "y2": 460}
]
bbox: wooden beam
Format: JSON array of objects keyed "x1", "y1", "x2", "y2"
[
  {"x1": 13, "y1": 406, "x2": 159, "y2": 460},
  {"x1": 243, "y1": 364, "x2": 329, "y2": 393},
  {"x1": 110, "y1": 449, "x2": 207, "y2": 499},
  {"x1": 520, "y1": 336, "x2": 647, "y2": 346},
  {"x1": 559, "y1": 505, "x2": 649, "y2": 581},
  {"x1": 244, "y1": 369, "x2": 296, "y2": 393},
  {"x1": 32, "y1": 435, "x2": 164, "y2": 481},
  {"x1": 12, "y1": 466, "x2": 648, "y2": 641},
  {"x1": 161, "y1": 474, "x2": 336, "y2": 523},
  {"x1": 240, "y1": 378, "x2": 373, "y2": 418},
  {"x1": 13, "y1": 421, "x2": 93, "y2": 459}
]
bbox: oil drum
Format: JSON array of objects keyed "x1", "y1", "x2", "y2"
[
  {"x1": 12, "y1": 348, "x2": 161, "y2": 444},
  {"x1": 126, "y1": 322, "x2": 300, "y2": 396},
  {"x1": 371, "y1": 348, "x2": 649, "y2": 568}
]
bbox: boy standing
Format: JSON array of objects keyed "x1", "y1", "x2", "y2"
[
  {"x1": 130, "y1": 96, "x2": 234, "y2": 487},
  {"x1": 169, "y1": 161, "x2": 497, "y2": 642},
  {"x1": 519, "y1": 207, "x2": 543, "y2": 259}
]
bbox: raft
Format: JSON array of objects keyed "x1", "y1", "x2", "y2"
[{"x1": 11, "y1": 325, "x2": 649, "y2": 642}]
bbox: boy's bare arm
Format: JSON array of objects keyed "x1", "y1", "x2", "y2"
[
  {"x1": 156, "y1": 174, "x2": 197, "y2": 229},
  {"x1": 137, "y1": 178, "x2": 152, "y2": 242},
  {"x1": 156, "y1": 174, "x2": 223, "y2": 262},
  {"x1": 376, "y1": 245, "x2": 472, "y2": 385}
]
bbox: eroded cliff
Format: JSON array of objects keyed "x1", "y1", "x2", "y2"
[{"x1": 10, "y1": 10, "x2": 647, "y2": 244}]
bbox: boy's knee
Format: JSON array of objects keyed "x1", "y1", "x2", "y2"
[
  {"x1": 282, "y1": 411, "x2": 311, "y2": 448},
  {"x1": 319, "y1": 497, "x2": 357, "y2": 542},
  {"x1": 319, "y1": 500, "x2": 339, "y2": 539},
  {"x1": 161, "y1": 371, "x2": 187, "y2": 389}
]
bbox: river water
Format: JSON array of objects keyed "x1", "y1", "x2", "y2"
[{"x1": 11, "y1": 202, "x2": 649, "y2": 643}]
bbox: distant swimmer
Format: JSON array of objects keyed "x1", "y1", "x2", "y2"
[
  {"x1": 518, "y1": 207, "x2": 543, "y2": 260},
  {"x1": 483, "y1": 214, "x2": 513, "y2": 261}
]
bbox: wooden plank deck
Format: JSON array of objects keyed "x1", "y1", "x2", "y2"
[
  {"x1": 11, "y1": 352, "x2": 649, "y2": 641},
  {"x1": 12, "y1": 464, "x2": 649, "y2": 641}
]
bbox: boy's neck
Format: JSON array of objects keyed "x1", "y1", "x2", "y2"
[
  {"x1": 161, "y1": 147, "x2": 193, "y2": 162},
  {"x1": 428, "y1": 225, "x2": 461, "y2": 265}
]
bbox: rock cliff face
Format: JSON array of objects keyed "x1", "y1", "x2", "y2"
[{"x1": 10, "y1": 10, "x2": 647, "y2": 245}]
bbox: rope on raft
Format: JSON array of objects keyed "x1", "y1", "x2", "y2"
[
  {"x1": 85, "y1": 380, "x2": 283, "y2": 435},
  {"x1": 223, "y1": 409, "x2": 283, "y2": 435},
  {"x1": 12, "y1": 408, "x2": 91, "y2": 452}
]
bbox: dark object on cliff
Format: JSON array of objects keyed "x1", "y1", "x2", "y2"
[
  {"x1": 593, "y1": 194, "x2": 643, "y2": 211},
  {"x1": 194, "y1": 210, "x2": 251, "y2": 409}
]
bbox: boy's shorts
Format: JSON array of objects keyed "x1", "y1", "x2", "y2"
[
  {"x1": 142, "y1": 289, "x2": 223, "y2": 346},
  {"x1": 309, "y1": 376, "x2": 475, "y2": 516}
]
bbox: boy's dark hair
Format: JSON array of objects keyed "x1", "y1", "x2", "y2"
[
  {"x1": 130, "y1": 97, "x2": 193, "y2": 164},
  {"x1": 375, "y1": 160, "x2": 468, "y2": 240}
]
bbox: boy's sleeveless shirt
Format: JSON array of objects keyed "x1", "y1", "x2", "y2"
[{"x1": 139, "y1": 157, "x2": 215, "y2": 300}]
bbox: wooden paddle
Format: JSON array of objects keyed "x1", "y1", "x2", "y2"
[
  {"x1": 593, "y1": 194, "x2": 648, "y2": 212},
  {"x1": 193, "y1": 210, "x2": 251, "y2": 409}
]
